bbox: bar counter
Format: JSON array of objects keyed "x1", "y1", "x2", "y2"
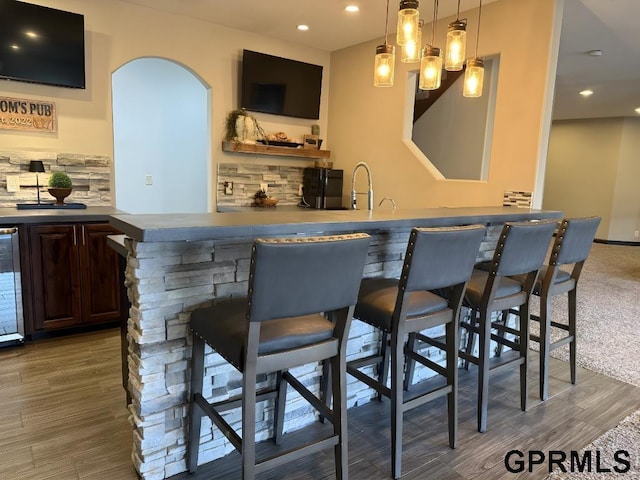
[{"x1": 109, "y1": 206, "x2": 562, "y2": 480}]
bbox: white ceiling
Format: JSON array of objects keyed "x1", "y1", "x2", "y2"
[{"x1": 120, "y1": 0, "x2": 640, "y2": 120}]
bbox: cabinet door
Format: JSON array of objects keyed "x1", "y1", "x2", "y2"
[
  {"x1": 28, "y1": 224, "x2": 82, "y2": 331},
  {"x1": 79, "y1": 223, "x2": 122, "y2": 324}
]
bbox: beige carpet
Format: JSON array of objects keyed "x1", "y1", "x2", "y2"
[{"x1": 538, "y1": 243, "x2": 640, "y2": 478}]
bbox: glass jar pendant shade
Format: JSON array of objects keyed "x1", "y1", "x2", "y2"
[
  {"x1": 419, "y1": 45, "x2": 442, "y2": 90},
  {"x1": 463, "y1": 57, "x2": 484, "y2": 97},
  {"x1": 445, "y1": 20, "x2": 467, "y2": 71},
  {"x1": 374, "y1": 44, "x2": 395, "y2": 87},
  {"x1": 397, "y1": 0, "x2": 420, "y2": 46},
  {"x1": 401, "y1": 20, "x2": 422, "y2": 63}
]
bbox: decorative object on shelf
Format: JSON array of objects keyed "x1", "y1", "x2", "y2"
[
  {"x1": 28, "y1": 160, "x2": 46, "y2": 205},
  {"x1": 311, "y1": 124, "x2": 320, "y2": 136},
  {"x1": 253, "y1": 189, "x2": 278, "y2": 207},
  {"x1": 224, "y1": 109, "x2": 266, "y2": 144},
  {"x1": 47, "y1": 171, "x2": 73, "y2": 205},
  {"x1": 303, "y1": 134, "x2": 321, "y2": 149}
]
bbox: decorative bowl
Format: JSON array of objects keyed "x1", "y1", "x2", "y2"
[
  {"x1": 48, "y1": 187, "x2": 72, "y2": 205},
  {"x1": 254, "y1": 197, "x2": 279, "y2": 207}
]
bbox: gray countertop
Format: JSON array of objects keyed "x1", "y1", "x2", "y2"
[
  {"x1": 0, "y1": 206, "x2": 122, "y2": 225},
  {"x1": 109, "y1": 206, "x2": 563, "y2": 243}
]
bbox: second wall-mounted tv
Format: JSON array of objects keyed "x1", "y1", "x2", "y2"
[
  {"x1": 240, "y1": 50, "x2": 323, "y2": 120},
  {"x1": 0, "y1": 0, "x2": 85, "y2": 89}
]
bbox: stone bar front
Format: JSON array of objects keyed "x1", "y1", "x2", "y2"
[{"x1": 109, "y1": 207, "x2": 561, "y2": 480}]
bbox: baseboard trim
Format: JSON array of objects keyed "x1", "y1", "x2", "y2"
[{"x1": 594, "y1": 238, "x2": 640, "y2": 246}]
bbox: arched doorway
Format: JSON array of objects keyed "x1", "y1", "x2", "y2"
[{"x1": 112, "y1": 57, "x2": 210, "y2": 214}]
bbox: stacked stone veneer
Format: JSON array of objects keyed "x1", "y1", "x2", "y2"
[
  {"x1": 217, "y1": 162, "x2": 307, "y2": 208},
  {"x1": 0, "y1": 150, "x2": 112, "y2": 207},
  {"x1": 123, "y1": 224, "x2": 503, "y2": 480}
]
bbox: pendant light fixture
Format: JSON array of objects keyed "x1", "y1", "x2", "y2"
[
  {"x1": 464, "y1": 0, "x2": 484, "y2": 97},
  {"x1": 374, "y1": 0, "x2": 395, "y2": 87},
  {"x1": 401, "y1": 19, "x2": 423, "y2": 63},
  {"x1": 445, "y1": 0, "x2": 467, "y2": 71},
  {"x1": 419, "y1": 0, "x2": 442, "y2": 90},
  {"x1": 396, "y1": 0, "x2": 420, "y2": 46}
]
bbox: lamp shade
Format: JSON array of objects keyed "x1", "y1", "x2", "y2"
[
  {"x1": 463, "y1": 57, "x2": 485, "y2": 97},
  {"x1": 396, "y1": 0, "x2": 419, "y2": 46},
  {"x1": 445, "y1": 20, "x2": 467, "y2": 71},
  {"x1": 374, "y1": 44, "x2": 395, "y2": 87},
  {"x1": 29, "y1": 160, "x2": 45, "y2": 173},
  {"x1": 401, "y1": 20, "x2": 422, "y2": 63},
  {"x1": 419, "y1": 45, "x2": 442, "y2": 90}
]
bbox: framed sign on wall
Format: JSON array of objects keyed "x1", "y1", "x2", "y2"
[{"x1": 0, "y1": 97, "x2": 57, "y2": 133}]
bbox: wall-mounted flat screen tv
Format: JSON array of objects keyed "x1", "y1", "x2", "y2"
[
  {"x1": 241, "y1": 50, "x2": 322, "y2": 120},
  {"x1": 0, "y1": 0, "x2": 85, "y2": 89}
]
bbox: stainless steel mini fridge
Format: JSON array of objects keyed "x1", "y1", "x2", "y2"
[{"x1": 0, "y1": 227, "x2": 24, "y2": 346}]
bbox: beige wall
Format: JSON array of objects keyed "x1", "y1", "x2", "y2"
[
  {"x1": 1, "y1": 0, "x2": 562, "y2": 212},
  {"x1": 543, "y1": 117, "x2": 640, "y2": 242},
  {"x1": 0, "y1": 0, "x2": 331, "y2": 207},
  {"x1": 327, "y1": 0, "x2": 561, "y2": 209}
]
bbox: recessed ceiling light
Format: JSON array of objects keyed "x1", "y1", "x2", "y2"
[
  {"x1": 10, "y1": 44, "x2": 19, "y2": 50},
  {"x1": 635, "y1": 107, "x2": 640, "y2": 114},
  {"x1": 586, "y1": 49, "x2": 602, "y2": 56},
  {"x1": 345, "y1": 5, "x2": 360, "y2": 13},
  {"x1": 297, "y1": 24, "x2": 309, "y2": 31},
  {"x1": 579, "y1": 89, "x2": 594, "y2": 97},
  {"x1": 25, "y1": 31, "x2": 38, "y2": 38}
]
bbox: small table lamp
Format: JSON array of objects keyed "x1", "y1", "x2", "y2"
[{"x1": 29, "y1": 160, "x2": 46, "y2": 205}]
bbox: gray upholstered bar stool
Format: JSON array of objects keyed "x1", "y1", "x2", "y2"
[
  {"x1": 346, "y1": 225, "x2": 486, "y2": 479},
  {"x1": 508, "y1": 216, "x2": 601, "y2": 400},
  {"x1": 187, "y1": 233, "x2": 371, "y2": 480},
  {"x1": 459, "y1": 220, "x2": 557, "y2": 433}
]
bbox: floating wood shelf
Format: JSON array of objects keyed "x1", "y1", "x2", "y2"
[{"x1": 222, "y1": 141, "x2": 331, "y2": 159}]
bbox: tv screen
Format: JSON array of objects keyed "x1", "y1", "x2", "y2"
[
  {"x1": 0, "y1": 0, "x2": 85, "y2": 89},
  {"x1": 241, "y1": 50, "x2": 322, "y2": 120}
]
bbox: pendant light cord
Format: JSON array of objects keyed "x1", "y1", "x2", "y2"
[
  {"x1": 475, "y1": 0, "x2": 483, "y2": 57},
  {"x1": 384, "y1": 0, "x2": 390, "y2": 45},
  {"x1": 431, "y1": 0, "x2": 439, "y2": 45},
  {"x1": 456, "y1": 0, "x2": 461, "y2": 20}
]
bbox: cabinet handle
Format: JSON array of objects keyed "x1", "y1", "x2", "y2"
[
  {"x1": 82, "y1": 225, "x2": 86, "y2": 245},
  {"x1": 73, "y1": 225, "x2": 77, "y2": 246}
]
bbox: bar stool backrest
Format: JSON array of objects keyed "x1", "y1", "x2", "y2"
[
  {"x1": 551, "y1": 217, "x2": 601, "y2": 266},
  {"x1": 490, "y1": 220, "x2": 558, "y2": 277},
  {"x1": 248, "y1": 233, "x2": 371, "y2": 322},
  {"x1": 401, "y1": 225, "x2": 486, "y2": 292}
]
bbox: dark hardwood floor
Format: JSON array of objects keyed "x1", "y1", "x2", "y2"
[{"x1": 1, "y1": 328, "x2": 639, "y2": 480}]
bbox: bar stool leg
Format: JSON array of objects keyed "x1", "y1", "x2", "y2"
[
  {"x1": 519, "y1": 305, "x2": 529, "y2": 412},
  {"x1": 274, "y1": 371, "x2": 288, "y2": 444},
  {"x1": 390, "y1": 329, "x2": 404, "y2": 479},
  {"x1": 241, "y1": 364, "x2": 258, "y2": 479},
  {"x1": 477, "y1": 309, "x2": 491, "y2": 433},
  {"x1": 403, "y1": 333, "x2": 417, "y2": 391},
  {"x1": 569, "y1": 289, "x2": 578, "y2": 385},
  {"x1": 188, "y1": 335, "x2": 205, "y2": 473},
  {"x1": 539, "y1": 293, "x2": 552, "y2": 401},
  {"x1": 331, "y1": 348, "x2": 348, "y2": 480},
  {"x1": 446, "y1": 318, "x2": 458, "y2": 448},
  {"x1": 464, "y1": 309, "x2": 478, "y2": 370},
  {"x1": 378, "y1": 331, "x2": 390, "y2": 400}
]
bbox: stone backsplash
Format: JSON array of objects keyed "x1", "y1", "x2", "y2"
[
  {"x1": 217, "y1": 162, "x2": 305, "y2": 208},
  {"x1": 0, "y1": 150, "x2": 112, "y2": 207}
]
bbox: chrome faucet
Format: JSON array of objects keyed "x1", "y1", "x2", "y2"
[{"x1": 351, "y1": 162, "x2": 373, "y2": 210}]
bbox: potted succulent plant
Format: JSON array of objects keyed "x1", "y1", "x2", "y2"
[{"x1": 48, "y1": 172, "x2": 73, "y2": 205}]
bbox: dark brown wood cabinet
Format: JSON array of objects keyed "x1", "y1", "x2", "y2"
[{"x1": 23, "y1": 222, "x2": 122, "y2": 334}]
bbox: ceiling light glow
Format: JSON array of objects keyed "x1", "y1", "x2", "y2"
[
  {"x1": 345, "y1": 5, "x2": 360, "y2": 13},
  {"x1": 297, "y1": 24, "x2": 309, "y2": 31},
  {"x1": 635, "y1": 107, "x2": 640, "y2": 114},
  {"x1": 579, "y1": 89, "x2": 594, "y2": 97},
  {"x1": 11, "y1": 44, "x2": 19, "y2": 50},
  {"x1": 25, "y1": 31, "x2": 38, "y2": 38}
]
